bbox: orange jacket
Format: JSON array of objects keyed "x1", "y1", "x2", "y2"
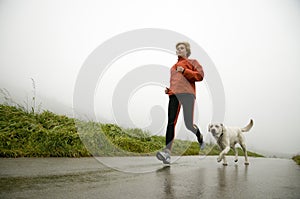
[{"x1": 167, "y1": 56, "x2": 204, "y2": 97}]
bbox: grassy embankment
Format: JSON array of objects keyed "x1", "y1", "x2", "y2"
[
  {"x1": 0, "y1": 104, "x2": 264, "y2": 158},
  {"x1": 292, "y1": 155, "x2": 300, "y2": 165}
]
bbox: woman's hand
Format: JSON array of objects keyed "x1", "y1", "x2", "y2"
[
  {"x1": 165, "y1": 87, "x2": 170, "y2": 94},
  {"x1": 176, "y1": 66, "x2": 185, "y2": 73}
]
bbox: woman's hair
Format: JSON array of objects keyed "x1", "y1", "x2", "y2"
[{"x1": 176, "y1": 42, "x2": 191, "y2": 57}]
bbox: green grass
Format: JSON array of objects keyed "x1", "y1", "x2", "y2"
[
  {"x1": 0, "y1": 104, "x2": 264, "y2": 158},
  {"x1": 292, "y1": 155, "x2": 300, "y2": 165},
  {"x1": 0, "y1": 105, "x2": 88, "y2": 157}
]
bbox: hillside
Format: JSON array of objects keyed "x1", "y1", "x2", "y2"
[{"x1": 0, "y1": 104, "x2": 264, "y2": 158}]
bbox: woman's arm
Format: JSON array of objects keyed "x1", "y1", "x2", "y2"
[{"x1": 183, "y1": 59, "x2": 204, "y2": 82}]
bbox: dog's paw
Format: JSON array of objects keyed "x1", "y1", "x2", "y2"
[
  {"x1": 234, "y1": 159, "x2": 238, "y2": 163},
  {"x1": 223, "y1": 162, "x2": 228, "y2": 166},
  {"x1": 217, "y1": 157, "x2": 222, "y2": 162},
  {"x1": 244, "y1": 162, "x2": 249, "y2": 165}
]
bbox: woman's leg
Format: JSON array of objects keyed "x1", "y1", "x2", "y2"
[
  {"x1": 157, "y1": 95, "x2": 181, "y2": 164},
  {"x1": 178, "y1": 94, "x2": 204, "y2": 146},
  {"x1": 165, "y1": 95, "x2": 181, "y2": 150}
]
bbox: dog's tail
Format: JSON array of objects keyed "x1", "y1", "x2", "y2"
[{"x1": 241, "y1": 119, "x2": 254, "y2": 132}]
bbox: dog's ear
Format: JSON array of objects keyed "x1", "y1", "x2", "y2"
[
  {"x1": 208, "y1": 124, "x2": 212, "y2": 131},
  {"x1": 220, "y1": 123, "x2": 225, "y2": 131}
]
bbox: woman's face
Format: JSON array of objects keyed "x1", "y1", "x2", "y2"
[{"x1": 176, "y1": 44, "x2": 187, "y2": 58}]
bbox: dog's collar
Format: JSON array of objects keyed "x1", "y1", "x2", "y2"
[
  {"x1": 217, "y1": 132, "x2": 224, "y2": 140},
  {"x1": 217, "y1": 131, "x2": 224, "y2": 143},
  {"x1": 219, "y1": 127, "x2": 224, "y2": 138}
]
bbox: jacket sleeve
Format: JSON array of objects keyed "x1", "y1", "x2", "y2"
[{"x1": 183, "y1": 59, "x2": 204, "y2": 82}]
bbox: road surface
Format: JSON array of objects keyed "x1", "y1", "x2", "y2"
[{"x1": 1, "y1": 156, "x2": 299, "y2": 199}]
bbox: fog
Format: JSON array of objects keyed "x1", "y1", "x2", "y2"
[{"x1": 1, "y1": 0, "x2": 300, "y2": 157}]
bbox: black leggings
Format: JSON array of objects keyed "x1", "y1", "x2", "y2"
[{"x1": 166, "y1": 94, "x2": 201, "y2": 150}]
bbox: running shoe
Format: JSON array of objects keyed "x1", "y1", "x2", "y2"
[{"x1": 156, "y1": 149, "x2": 171, "y2": 164}]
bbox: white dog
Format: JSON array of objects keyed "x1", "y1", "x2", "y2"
[{"x1": 208, "y1": 119, "x2": 253, "y2": 166}]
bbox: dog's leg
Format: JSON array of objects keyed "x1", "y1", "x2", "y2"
[
  {"x1": 241, "y1": 143, "x2": 249, "y2": 165},
  {"x1": 218, "y1": 146, "x2": 230, "y2": 164},
  {"x1": 222, "y1": 155, "x2": 228, "y2": 166},
  {"x1": 233, "y1": 147, "x2": 238, "y2": 163}
]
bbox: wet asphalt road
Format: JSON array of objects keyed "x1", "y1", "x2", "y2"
[{"x1": 0, "y1": 156, "x2": 300, "y2": 199}]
